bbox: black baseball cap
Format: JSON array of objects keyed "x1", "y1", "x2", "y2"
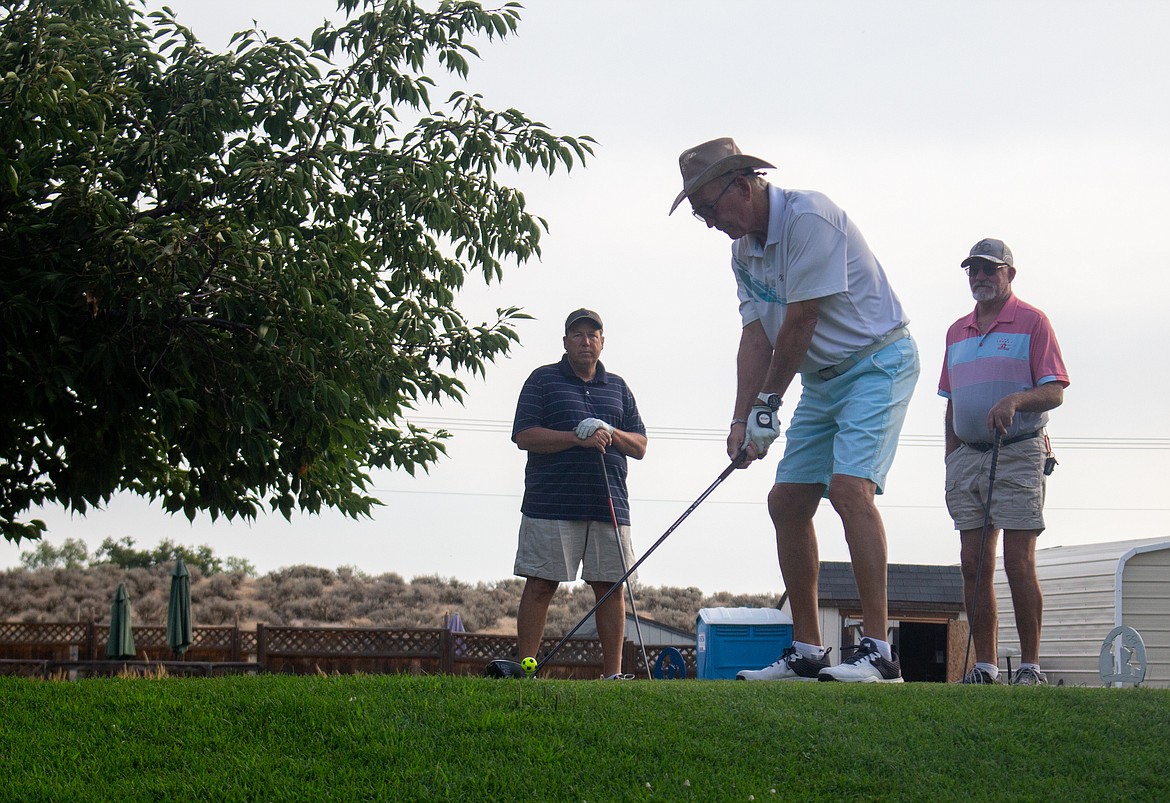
[{"x1": 564, "y1": 308, "x2": 603, "y2": 332}]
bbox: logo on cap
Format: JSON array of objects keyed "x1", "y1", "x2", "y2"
[{"x1": 961, "y1": 238, "x2": 1013, "y2": 268}]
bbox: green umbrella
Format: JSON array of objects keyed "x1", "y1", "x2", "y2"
[
  {"x1": 106, "y1": 582, "x2": 136, "y2": 660},
  {"x1": 166, "y1": 557, "x2": 193, "y2": 657}
]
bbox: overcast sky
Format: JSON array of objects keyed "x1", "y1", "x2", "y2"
[{"x1": 5, "y1": 1, "x2": 1169, "y2": 595}]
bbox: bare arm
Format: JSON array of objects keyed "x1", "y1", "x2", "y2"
[
  {"x1": 987, "y1": 381, "x2": 1066, "y2": 434},
  {"x1": 610, "y1": 428, "x2": 647, "y2": 460},
  {"x1": 727, "y1": 303, "x2": 818, "y2": 463},
  {"x1": 514, "y1": 427, "x2": 581, "y2": 454},
  {"x1": 730, "y1": 301, "x2": 819, "y2": 421},
  {"x1": 514, "y1": 426, "x2": 646, "y2": 459},
  {"x1": 731, "y1": 320, "x2": 775, "y2": 421},
  {"x1": 760, "y1": 298, "x2": 819, "y2": 403},
  {"x1": 944, "y1": 398, "x2": 961, "y2": 457}
]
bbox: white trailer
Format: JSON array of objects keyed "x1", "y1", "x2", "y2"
[{"x1": 993, "y1": 537, "x2": 1170, "y2": 687}]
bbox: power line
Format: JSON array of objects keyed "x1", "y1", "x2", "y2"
[
  {"x1": 372, "y1": 487, "x2": 1170, "y2": 514},
  {"x1": 405, "y1": 416, "x2": 1170, "y2": 450}
]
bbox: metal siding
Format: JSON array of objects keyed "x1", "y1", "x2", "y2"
[
  {"x1": 1121, "y1": 549, "x2": 1170, "y2": 687},
  {"x1": 994, "y1": 538, "x2": 1169, "y2": 688}
]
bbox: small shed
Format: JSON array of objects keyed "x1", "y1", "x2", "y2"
[
  {"x1": 781, "y1": 562, "x2": 966, "y2": 682},
  {"x1": 574, "y1": 612, "x2": 694, "y2": 646},
  {"x1": 993, "y1": 537, "x2": 1170, "y2": 687}
]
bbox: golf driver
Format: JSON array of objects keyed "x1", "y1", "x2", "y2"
[
  {"x1": 597, "y1": 451, "x2": 651, "y2": 680},
  {"x1": 962, "y1": 430, "x2": 1002, "y2": 680}
]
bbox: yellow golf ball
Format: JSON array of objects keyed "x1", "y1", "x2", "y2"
[{"x1": 521, "y1": 656, "x2": 537, "y2": 675}]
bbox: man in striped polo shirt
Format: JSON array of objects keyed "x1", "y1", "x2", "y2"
[
  {"x1": 940, "y1": 238, "x2": 1069, "y2": 686},
  {"x1": 511, "y1": 309, "x2": 647, "y2": 679}
]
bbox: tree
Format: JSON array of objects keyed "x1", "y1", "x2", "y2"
[
  {"x1": 94, "y1": 535, "x2": 238, "y2": 575},
  {"x1": 0, "y1": 0, "x2": 594, "y2": 542},
  {"x1": 19, "y1": 536, "x2": 91, "y2": 569}
]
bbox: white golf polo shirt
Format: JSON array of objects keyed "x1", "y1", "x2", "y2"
[{"x1": 732, "y1": 184, "x2": 907, "y2": 374}]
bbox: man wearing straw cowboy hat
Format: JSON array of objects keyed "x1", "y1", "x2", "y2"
[{"x1": 670, "y1": 138, "x2": 919, "y2": 682}]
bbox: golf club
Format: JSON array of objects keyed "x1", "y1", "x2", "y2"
[
  {"x1": 597, "y1": 451, "x2": 651, "y2": 680},
  {"x1": 529, "y1": 456, "x2": 741, "y2": 676},
  {"x1": 482, "y1": 456, "x2": 741, "y2": 680},
  {"x1": 483, "y1": 657, "x2": 527, "y2": 678},
  {"x1": 962, "y1": 429, "x2": 1002, "y2": 681}
]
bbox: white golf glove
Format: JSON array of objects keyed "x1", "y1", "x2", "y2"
[
  {"x1": 745, "y1": 404, "x2": 780, "y2": 456},
  {"x1": 575, "y1": 418, "x2": 613, "y2": 439}
]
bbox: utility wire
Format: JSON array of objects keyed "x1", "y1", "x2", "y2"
[
  {"x1": 371, "y1": 487, "x2": 1170, "y2": 514},
  {"x1": 405, "y1": 416, "x2": 1170, "y2": 450},
  {"x1": 389, "y1": 416, "x2": 1170, "y2": 513}
]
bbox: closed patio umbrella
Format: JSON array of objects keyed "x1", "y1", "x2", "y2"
[
  {"x1": 106, "y1": 582, "x2": 136, "y2": 660},
  {"x1": 166, "y1": 557, "x2": 193, "y2": 657}
]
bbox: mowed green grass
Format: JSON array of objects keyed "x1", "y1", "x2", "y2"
[{"x1": 2, "y1": 674, "x2": 1167, "y2": 801}]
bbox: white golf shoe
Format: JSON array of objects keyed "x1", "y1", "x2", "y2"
[
  {"x1": 817, "y1": 638, "x2": 904, "y2": 683},
  {"x1": 736, "y1": 646, "x2": 830, "y2": 681}
]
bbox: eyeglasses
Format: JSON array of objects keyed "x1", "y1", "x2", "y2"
[
  {"x1": 691, "y1": 176, "x2": 738, "y2": 221},
  {"x1": 964, "y1": 263, "x2": 1007, "y2": 278}
]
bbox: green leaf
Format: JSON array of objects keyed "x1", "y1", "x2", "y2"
[{"x1": 0, "y1": 0, "x2": 592, "y2": 543}]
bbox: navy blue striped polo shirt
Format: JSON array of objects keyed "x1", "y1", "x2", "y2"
[{"x1": 512, "y1": 355, "x2": 645, "y2": 524}]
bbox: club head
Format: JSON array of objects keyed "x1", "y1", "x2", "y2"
[{"x1": 482, "y1": 659, "x2": 527, "y2": 679}]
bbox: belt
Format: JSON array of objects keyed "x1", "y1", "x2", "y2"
[
  {"x1": 816, "y1": 326, "x2": 910, "y2": 381},
  {"x1": 962, "y1": 430, "x2": 1042, "y2": 452}
]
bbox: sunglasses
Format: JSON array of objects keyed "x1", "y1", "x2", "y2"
[
  {"x1": 964, "y1": 263, "x2": 1007, "y2": 278},
  {"x1": 691, "y1": 175, "x2": 738, "y2": 221}
]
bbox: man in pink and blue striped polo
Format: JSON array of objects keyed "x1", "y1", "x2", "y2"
[{"x1": 940, "y1": 238, "x2": 1069, "y2": 687}]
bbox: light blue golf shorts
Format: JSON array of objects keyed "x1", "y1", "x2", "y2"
[{"x1": 776, "y1": 335, "x2": 920, "y2": 495}]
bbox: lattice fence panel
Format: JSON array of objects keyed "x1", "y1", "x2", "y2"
[
  {"x1": 540, "y1": 637, "x2": 604, "y2": 666},
  {"x1": 453, "y1": 634, "x2": 515, "y2": 661},
  {"x1": 191, "y1": 627, "x2": 236, "y2": 649},
  {"x1": 264, "y1": 627, "x2": 443, "y2": 656},
  {"x1": 0, "y1": 622, "x2": 88, "y2": 645},
  {"x1": 451, "y1": 634, "x2": 606, "y2": 666},
  {"x1": 132, "y1": 627, "x2": 168, "y2": 650}
]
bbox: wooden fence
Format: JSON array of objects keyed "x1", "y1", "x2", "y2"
[
  {"x1": 0, "y1": 621, "x2": 697, "y2": 680},
  {"x1": 0, "y1": 621, "x2": 254, "y2": 662}
]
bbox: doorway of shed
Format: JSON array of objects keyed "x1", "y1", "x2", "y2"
[{"x1": 897, "y1": 621, "x2": 949, "y2": 682}]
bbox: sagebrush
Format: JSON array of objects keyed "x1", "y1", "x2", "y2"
[{"x1": 0, "y1": 564, "x2": 778, "y2": 634}]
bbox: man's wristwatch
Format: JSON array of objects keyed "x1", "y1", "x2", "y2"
[{"x1": 757, "y1": 392, "x2": 782, "y2": 412}]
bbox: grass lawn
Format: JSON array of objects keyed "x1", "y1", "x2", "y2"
[{"x1": 2, "y1": 674, "x2": 1167, "y2": 801}]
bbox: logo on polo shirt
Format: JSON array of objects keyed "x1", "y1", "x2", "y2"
[{"x1": 997, "y1": 338, "x2": 1011, "y2": 351}]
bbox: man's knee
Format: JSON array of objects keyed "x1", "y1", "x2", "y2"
[
  {"x1": 1002, "y1": 531, "x2": 1040, "y2": 584},
  {"x1": 522, "y1": 577, "x2": 559, "y2": 603},
  {"x1": 768, "y1": 483, "x2": 821, "y2": 524},
  {"x1": 826, "y1": 475, "x2": 877, "y2": 519}
]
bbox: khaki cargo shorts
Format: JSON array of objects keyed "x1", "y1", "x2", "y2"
[
  {"x1": 514, "y1": 516, "x2": 636, "y2": 584},
  {"x1": 944, "y1": 436, "x2": 1048, "y2": 531}
]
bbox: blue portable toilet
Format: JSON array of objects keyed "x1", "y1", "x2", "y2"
[{"x1": 695, "y1": 607, "x2": 794, "y2": 679}]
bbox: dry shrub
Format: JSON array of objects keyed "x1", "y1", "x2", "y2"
[{"x1": 2, "y1": 562, "x2": 778, "y2": 635}]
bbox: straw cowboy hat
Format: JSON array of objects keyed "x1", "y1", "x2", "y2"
[{"x1": 669, "y1": 137, "x2": 775, "y2": 214}]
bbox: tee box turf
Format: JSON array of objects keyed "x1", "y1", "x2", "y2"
[{"x1": 695, "y1": 607, "x2": 794, "y2": 679}]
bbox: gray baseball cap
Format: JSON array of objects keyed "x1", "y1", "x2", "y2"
[{"x1": 961, "y1": 238, "x2": 1014, "y2": 268}]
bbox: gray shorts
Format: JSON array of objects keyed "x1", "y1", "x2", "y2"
[
  {"x1": 944, "y1": 435, "x2": 1047, "y2": 531},
  {"x1": 514, "y1": 515, "x2": 636, "y2": 584}
]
